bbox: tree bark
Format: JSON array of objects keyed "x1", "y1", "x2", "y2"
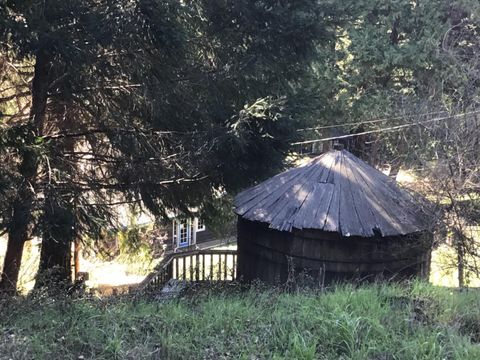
[
  {"x1": 35, "y1": 99, "x2": 77, "y2": 289},
  {"x1": 29, "y1": 48, "x2": 50, "y2": 133},
  {"x1": 35, "y1": 197, "x2": 75, "y2": 288},
  {"x1": 0, "y1": 48, "x2": 50, "y2": 294},
  {"x1": 456, "y1": 236, "x2": 465, "y2": 288},
  {"x1": 0, "y1": 198, "x2": 32, "y2": 294}
]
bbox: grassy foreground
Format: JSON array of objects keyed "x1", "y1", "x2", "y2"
[{"x1": 1, "y1": 282, "x2": 480, "y2": 360}]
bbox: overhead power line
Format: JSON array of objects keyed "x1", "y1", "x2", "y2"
[
  {"x1": 296, "y1": 110, "x2": 448, "y2": 132},
  {"x1": 291, "y1": 110, "x2": 480, "y2": 146}
]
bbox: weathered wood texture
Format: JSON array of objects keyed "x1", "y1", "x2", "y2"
[
  {"x1": 237, "y1": 217, "x2": 432, "y2": 284},
  {"x1": 235, "y1": 150, "x2": 433, "y2": 236},
  {"x1": 138, "y1": 249, "x2": 238, "y2": 293},
  {"x1": 235, "y1": 150, "x2": 434, "y2": 284}
]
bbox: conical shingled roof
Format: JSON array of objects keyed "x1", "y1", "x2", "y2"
[{"x1": 234, "y1": 150, "x2": 432, "y2": 237}]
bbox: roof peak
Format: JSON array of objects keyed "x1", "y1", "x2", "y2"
[{"x1": 235, "y1": 150, "x2": 432, "y2": 237}]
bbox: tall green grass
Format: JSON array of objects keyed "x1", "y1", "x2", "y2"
[{"x1": 1, "y1": 282, "x2": 479, "y2": 359}]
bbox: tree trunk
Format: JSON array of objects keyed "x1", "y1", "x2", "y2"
[
  {"x1": 0, "y1": 199, "x2": 31, "y2": 294},
  {"x1": 29, "y1": 48, "x2": 50, "y2": 133},
  {"x1": 456, "y1": 238, "x2": 465, "y2": 288},
  {"x1": 35, "y1": 102, "x2": 77, "y2": 290},
  {"x1": 35, "y1": 197, "x2": 75, "y2": 289},
  {"x1": 0, "y1": 48, "x2": 50, "y2": 294}
]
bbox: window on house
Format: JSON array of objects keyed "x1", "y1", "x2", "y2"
[
  {"x1": 197, "y1": 218, "x2": 206, "y2": 232},
  {"x1": 173, "y1": 219, "x2": 191, "y2": 247},
  {"x1": 180, "y1": 223, "x2": 189, "y2": 243}
]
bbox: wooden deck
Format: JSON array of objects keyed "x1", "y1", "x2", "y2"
[{"x1": 138, "y1": 249, "x2": 238, "y2": 293}]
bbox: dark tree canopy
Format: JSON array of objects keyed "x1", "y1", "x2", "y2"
[{"x1": 0, "y1": 0, "x2": 333, "y2": 292}]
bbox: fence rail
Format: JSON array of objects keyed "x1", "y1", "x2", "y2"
[{"x1": 138, "y1": 249, "x2": 237, "y2": 293}]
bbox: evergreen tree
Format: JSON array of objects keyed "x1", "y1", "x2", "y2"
[{"x1": 0, "y1": 0, "x2": 330, "y2": 293}]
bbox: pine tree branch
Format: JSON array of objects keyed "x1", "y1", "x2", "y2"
[{"x1": 0, "y1": 91, "x2": 31, "y2": 103}]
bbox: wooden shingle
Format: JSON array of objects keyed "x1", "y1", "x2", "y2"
[{"x1": 234, "y1": 150, "x2": 432, "y2": 237}]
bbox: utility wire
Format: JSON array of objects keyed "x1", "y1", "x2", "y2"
[
  {"x1": 291, "y1": 110, "x2": 480, "y2": 146},
  {"x1": 296, "y1": 110, "x2": 448, "y2": 132}
]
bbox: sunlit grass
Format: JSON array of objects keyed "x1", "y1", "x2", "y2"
[{"x1": 1, "y1": 282, "x2": 480, "y2": 359}]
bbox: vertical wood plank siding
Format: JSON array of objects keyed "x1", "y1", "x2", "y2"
[{"x1": 234, "y1": 150, "x2": 434, "y2": 285}]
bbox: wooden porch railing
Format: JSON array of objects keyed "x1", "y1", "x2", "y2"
[{"x1": 138, "y1": 249, "x2": 237, "y2": 293}]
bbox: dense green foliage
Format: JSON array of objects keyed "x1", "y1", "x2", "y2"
[
  {"x1": 1, "y1": 282, "x2": 480, "y2": 359},
  {"x1": 0, "y1": 0, "x2": 331, "y2": 214},
  {"x1": 1, "y1": 0, "x2": 479, "y2": 291},
  {"x1": 0, "y1": 0, "x2": 331, "y2": 291},
  {"x1": 300, "y1": 0, "x2": 479, "y2": 167}
]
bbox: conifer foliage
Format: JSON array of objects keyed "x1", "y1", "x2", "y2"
[{"x1": 0, "y1": 0, "x2": 329, "y2": 293}]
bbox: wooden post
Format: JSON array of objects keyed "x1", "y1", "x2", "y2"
[
  {"x1": 224, "y1": 254, "x2": 227, "y2": 280},
  {"x1": 232, "y1": 254, "x2": 236, "y2": 280},
  {"x1": 175, "y1": 258, "x2": 179, "y2": 280},
  {"x1": 202, "y1": 254, "x2": 205, "y2": 280},
  {"x1": 210, "y1": 254, "x2": 214, "y2": 280},
  {"x1": 182, "y1": 256, "x2": 186, "y2": 280},
  {"x1": 195, "y1": 253, "x2": 200, "y2": 281},
  {"x1": 190, "y1": 255, "x2": 194, "y2": 280},
  {"x1": 73, "y1": 239, "x2": 81, "y2": 281}
]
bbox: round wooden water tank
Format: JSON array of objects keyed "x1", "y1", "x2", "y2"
[
  {"x1": 234, "y1": 150, "x2": 434, "y2": 285},
  {"x1": 236, "y1": 217, "x2": 432, "y2": 284}
]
